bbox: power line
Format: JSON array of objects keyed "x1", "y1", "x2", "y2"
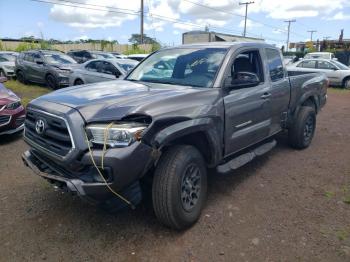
[
  {"x1": 239, "y1": 1, "x2": 254, "y2": 37},
  {"x1": 31, "y1": 0, "x2": 287, "y2": 44}
]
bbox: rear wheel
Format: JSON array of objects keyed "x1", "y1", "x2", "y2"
[
  {"x1": 288, "y1": 106, "x2": 316, "y2": 149},
  {"x1": 46, "y1": 74, "x2": 58, "y2": 89},
  {"x1": 74, "y1": 79, "x2": 84, "y2": 85},
  {"x1": 16, "y1": 70, "x2": 27, "y2": 84},
  {"x1": 152, "y1": 145, "x2": 207, "y2": 230}
]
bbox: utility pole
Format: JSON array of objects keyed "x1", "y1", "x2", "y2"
[
  {"x1": 284, "y1": 19, "x2": 296, "y2": 52},
  {"x1": 307, "y1": 30, "x2": 317, "y2": 42},
  {"x1": 239, "y1": 1, "x2": 254, "y2": 37},
  {"x1": 140, "y1": 0, "x2": 144, "y2": 44}
]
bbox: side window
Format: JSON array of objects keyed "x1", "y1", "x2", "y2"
[
  {"x1": 24, "y1": 53, "x2": 34, "y2": 62},
  {"x1": 85, "y1": 61, "x2": 100, "y2": 72},
  {"x1": 318, "y1": 61, "x2": 336, "y2": 70},
  {"x1": 231, "y1": 50, "x2": 264, "y2": 83},
  {"x1": 265, "y1": 48, "x2": 284, "y2": 82},
  {"x1": 101, "y1": 61, "x2": 120, "y2": 76},
  {"x1": 301, "y1": 60, "x2": 316, "y2": 69},
  {"x1": 0, "y1": 56, "x2": 6, "y2": 62}
]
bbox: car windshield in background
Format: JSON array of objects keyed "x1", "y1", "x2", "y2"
[
  {"x1": 117, "y1": 61, "x2": 138, "y2": 72},
  {"x1": 92, "y1": 52, "x2": 114, "y2": 59},
  {"x1": 127, "y1": 48, "x2": 228, "y2": 88},
  {"x1": 333, "y1": 61, "x2": 349, "y2": 70},
  {"x1": 0, "y1": 54, "x2": 16, "y2": 62},
  {"x1": 44, "y1": 53, "x2": 77, "y2": 64}
]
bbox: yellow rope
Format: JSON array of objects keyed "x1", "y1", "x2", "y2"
[
  {"x1": 84, "y1": 131, "x2": 134, "y2": 209},
  {"x1": 102, "y1": 122, "x2": 114, "y2": 170}
]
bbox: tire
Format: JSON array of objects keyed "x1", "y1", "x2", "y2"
[
  {"x1": 288, "y1": 106, "x2": 316, "y2": 149},
  {"x1": 343, "y1": 77, "x2": 350, "y2": 90},
  {"x1": 46, "y1": 74, "x2": 58, "y2": 89},
  {"x1": 16, "y1": 70, "x2": 27, "y2": 84},
  {"x1": 0, "y1": 69, "x2": 5, "y2": 78},
  {"x1": 74, "y1": 79, "x2": 84, "y2": 85},
  {"x1": 152, "y1": 145, "x2": 207, "y2": 230}
]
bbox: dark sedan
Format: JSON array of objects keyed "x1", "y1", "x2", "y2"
[{"x1": 0, "y1": 77, "x2": 25, "y2": 135}]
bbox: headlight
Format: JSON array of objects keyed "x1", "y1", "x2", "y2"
[
  {"x1": 86, "y1": 122, "x2": 147, "y2": 147},
  {"x1": 5, "y1": 100, "x2": 21, "y2": 110},
  {"x1": 4, "y1": 65, "x2": 14, "y2": 70},
  {"x1": 57, "y1": 69, "x2": 72, "y2": 76}
]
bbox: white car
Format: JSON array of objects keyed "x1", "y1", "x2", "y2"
[
  {"x1": 304, "y1": 52, "x2": 336, "y2": 60},
  {"x1": 287, "y1": 59, "x2": 350, "y2": 88},
  {"x1": 127, "y1": 54, "x2": 149, "y2": 61},
  {"x1": 69, "y1": 58, "x2": 138, "y2": 86},
  {"x1": 0, "y1": 52, "x2": 18, "y2": 78}
]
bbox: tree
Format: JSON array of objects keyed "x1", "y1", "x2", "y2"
[{"x1": 128, "y1": 33, "x2": 160, "y2": 45}]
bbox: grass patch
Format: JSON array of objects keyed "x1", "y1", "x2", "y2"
[
  {"x1": 4, "y1": 80, "x2": 50, "y2": 107},
  {"x1": 325, "y1": 191, "x2": 335, "y2": 198},
  {"x1": 336, "y1": 230, "x2": 349, "y2": 241},
  {"x1": 328, "y1": 87, "x2": 350, "y2": 94}
]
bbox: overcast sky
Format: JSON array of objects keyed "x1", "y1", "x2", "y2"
[{"x1": 1, "y1": 0, "x2": 350, "y2": 46}]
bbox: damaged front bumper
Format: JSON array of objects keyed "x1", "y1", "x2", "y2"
[{"x1": 22, "y1": 141, "x2": 155, "y2": 205}]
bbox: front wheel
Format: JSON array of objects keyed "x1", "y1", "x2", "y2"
[
  {"x1": 343, "y1": 78, "x2": 350, "y2": 90},
  {"x1": 46, "y1": 74, "x2": 58, "y2": 89},
  {"x1": 288, "y1": 106, "x2": 316, "y2": 149},
  {"x1": 152, "y1": 145, "x2": 207, "y2": 230}
]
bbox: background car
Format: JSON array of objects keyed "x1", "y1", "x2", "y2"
[
  {"x1": 287, "y1": 58, "x2": 350, "y2": 88},
  {"x1": 127, "y1": 53, "x2": 149, "y2": 61},
  {"x1": 304, "y1": 52, "x2": 336, "y2": 60},
  {"x1": 0, "y1": 77, "x2": 25, "y2": 135},
  {"x1": 0, "y1": 51, "x2": 18, "y2": 78},
  {"x1": 110, "y1": 52, "x2": 128, "y2": 59},
  {"x1": 69, "y1": 58, "x2": 138, "y2": 86},
  {"x1": 67, "y1": 50, "x2": 115, "y2": 63},
  {"x1": 15, "y1": 50, "x2": 78, "y2": 89},
  {"x1": 283, "y1": 55, "x2": 298, "y2": 66}
]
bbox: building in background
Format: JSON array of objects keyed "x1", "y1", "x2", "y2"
[{"x1": 182, "y1": 31, "x2": 264, "y2": 44}]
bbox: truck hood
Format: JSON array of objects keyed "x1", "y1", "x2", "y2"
[{"x1": 36, "y1": 80, "x2": 219, "y2": 122}]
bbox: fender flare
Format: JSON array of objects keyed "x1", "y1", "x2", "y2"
[{"x1": 152, "y1": 118, "x2": 222, "y2": 166}]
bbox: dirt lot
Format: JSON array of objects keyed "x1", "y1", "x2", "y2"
[{"x1": 0, "y1": 89, "x2": 350, "y2": 262}]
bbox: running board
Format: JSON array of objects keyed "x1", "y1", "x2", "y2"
[{"x1": 216, "y1": 139, "x2": 277, "y2": 174}]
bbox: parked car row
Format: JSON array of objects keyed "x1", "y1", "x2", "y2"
[{"x1": 9, "y1": 49, "x2": 147, "y2": 89}]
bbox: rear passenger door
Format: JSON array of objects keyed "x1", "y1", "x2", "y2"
[
  {"x1": 22, "y1": 53, "x2": 36, "y2": 81},
  {"x1": 223, "y1": 48, "x2": 272, "y2": 156},
  {"x1": 264, "y1": 48, "x2": 290, "y2": 134},
  {"x1": 83, "y1": 61, "x2": 102, "y2": 83}
]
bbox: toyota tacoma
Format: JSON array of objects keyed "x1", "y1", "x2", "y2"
[{"x1": 22, "y1": 43, "x2": 327, "y2": 229}]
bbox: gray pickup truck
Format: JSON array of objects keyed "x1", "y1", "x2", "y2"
[{"x1": 22, "y1": 42, "x2": 327, "y2": 229}]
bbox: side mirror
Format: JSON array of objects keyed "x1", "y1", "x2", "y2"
[
  {"x1": 0, "y1": 76, "x2": 8, "y2": 83},
  {"x1": 34, "y1": 59, "x2": 44, "y2": 65},
  {"x1": 224, "y1": 72, "x2": 260, "y2": 90},
  {"x1": 114, "y1": 71, "x2": 121, "y2": 78}
]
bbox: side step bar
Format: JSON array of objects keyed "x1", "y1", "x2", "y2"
[{"x1": 216, "y1": 139, "x2": 277, "y2": 174}]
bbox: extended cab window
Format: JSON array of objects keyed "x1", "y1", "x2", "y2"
[
  {"x1": 265, "y1": 48, "x2": 284, "y2": 81},
  {"x1": 229, "y1": 50, "x2": 264, "y2": 86}
]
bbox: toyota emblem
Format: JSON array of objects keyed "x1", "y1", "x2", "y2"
[{"x1": 35, "y1": 119, "x2": 45, "y2": 135}]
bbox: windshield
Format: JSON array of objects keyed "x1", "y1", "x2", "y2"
[
  {"x1": 333, "y1": 61, "x2": 349, "y2": 70},
  {"x1": 0, "y1": 54, "x2": 16, "y2": 62},
  {"x1": 117, "y1": 61, "x2": 138, "y2": 72},
  {"x1": 92, "y1": 52, "x2": 114, "y2": 59},
  {"x1": 44, "y1": 53, "x2": 77, "y2": 64},
  {"x1": 127, "y1": 48, "x2": 228, "y2": 88}
]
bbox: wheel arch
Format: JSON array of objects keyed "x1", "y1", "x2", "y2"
[{"x1": 151, "y1": 118, "x2": 222, "y2": 167}]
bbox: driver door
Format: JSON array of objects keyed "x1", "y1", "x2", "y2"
[{"x1": 223, "y1": 48, "x2": 272, "y2": 156}]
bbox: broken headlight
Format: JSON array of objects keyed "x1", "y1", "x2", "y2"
[{"x1": 86, "y1": 122, "x2": 147, "y2": 148}]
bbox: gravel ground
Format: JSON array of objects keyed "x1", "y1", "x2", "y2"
[{"x1": 0, "y1": 89, "x2": 350, "y2": 262}]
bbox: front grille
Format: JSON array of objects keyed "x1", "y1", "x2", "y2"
[
  {"x1": 0, "y1": 115, "x2": 11, "y2": 126},
  {"x1": 24, "y1": 109, "x2": 73, "y2": 157},
  {"x1": 15, "y1": 116, "x2": 25, "y2": 127}
]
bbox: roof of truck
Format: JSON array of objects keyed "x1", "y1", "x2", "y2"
[{"x1": 169, "y1": 41, "x2": 275, "y2": 49}]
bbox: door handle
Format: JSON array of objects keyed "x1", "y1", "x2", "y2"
[{"x1": 261, "y1": 93, "x2": 271, "y2": 99}]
